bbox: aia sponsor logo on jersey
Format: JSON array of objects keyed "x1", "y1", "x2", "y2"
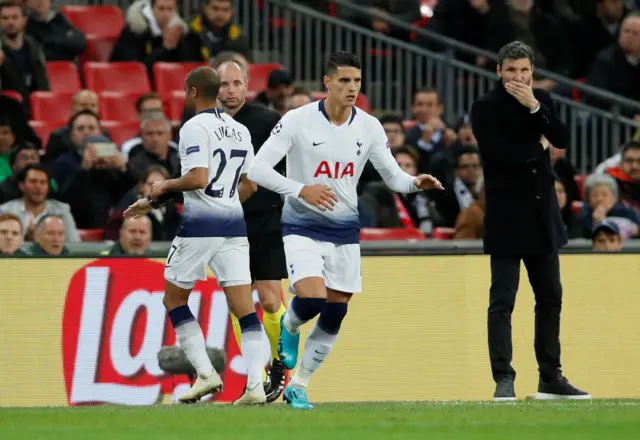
[
  {"x1": 61, "y1": 259, "x2": 271, "y2": 406},
  {"x1": 313, "y1": 161, "x2": 354, "y2": 179}
]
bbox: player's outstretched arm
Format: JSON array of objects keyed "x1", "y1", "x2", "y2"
[{"x1": 368, "y1": 122, "x2": 444, "y2": 194}]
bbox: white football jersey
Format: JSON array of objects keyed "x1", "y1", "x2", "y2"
[
  {"x1": 252, "y1": 100, "x2": 416, "y2": 244},
  {"x1": 176, "y1": 109, "x2": 253, "y2": 238}
]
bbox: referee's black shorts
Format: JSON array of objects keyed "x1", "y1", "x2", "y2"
[{"x1": 245, "y1": 207, "x2": 288, "y2": 282}]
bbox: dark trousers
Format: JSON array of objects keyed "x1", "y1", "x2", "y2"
[{"x1": 488, "y1": 253, "x2": 563, "y2": 383}]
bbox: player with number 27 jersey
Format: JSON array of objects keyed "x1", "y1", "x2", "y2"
[{"x1": 177, "y1": 109, "x2": 254, "y2": 238}]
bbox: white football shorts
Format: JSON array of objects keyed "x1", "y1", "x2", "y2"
[
  {"x1": 283, "y1": 234, "x2": 362, "y2": 294},
  {"x1": 164, "y1": 236, "x2": 251, "y2": 290}
]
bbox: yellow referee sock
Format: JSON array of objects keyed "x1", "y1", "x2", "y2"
[
  {"x1": 231, "y1": 313, "x2": 268, "y2": 382},
  {"x1": 262, "y1": 304, "x2": 286, "y2": 361}
]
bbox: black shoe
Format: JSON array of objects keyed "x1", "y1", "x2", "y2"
[
  {"x1": 265, "y1": 359, "x2": 286, "y2": 403},
  {"x1": 536, "y1": 376, "x2": 591, "y2": 400},
  {"x1": 493, "y1": 377, "x2": 516, "y2": 401}
]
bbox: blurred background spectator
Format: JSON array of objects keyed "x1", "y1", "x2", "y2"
[
  {"x1": 29, "y1": 214, "x2": 69, "y2": 255},
  {"x1": 254, "y1": 69, "x2": 294, "y2": 113},
  {"x1": 104, "y1": 216, "x2": 153, "y2": 256},
  {"x1": 0, "y1": 212, "x2": 25, "y2": 255},
  {"x1": 591, "y1": 219, "x2": 623, "y2": 251}
]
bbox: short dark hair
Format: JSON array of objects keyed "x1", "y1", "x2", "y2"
[
  {"x1": 392, "y1": 146, "x2": 419, "y2": 163},
  {"x1": 9, "y1": 143, "x2": 38, "y2": 168},
  {"x1": 185, "y1": 66, "x2": 221, "y2": 100},
  {"x1": 325, "y1": 51, "x2": 361, "y2": 76},
  {"x1": 135, "y1": 93, "x2": 163, "y2": 113},
  {"x1": 413, "y1": 88, "x2": 439, "y2": 104},
  {"x1": 455, "y1": 146, "x2": 480, "y2": 164},
  {"x1": 70, "y1": 109, "x2": 100, "y2": 127},
  {"x1": 621, "y1": 140, "x2": 640, "y2": 156},
  {"x1": 498, "y1": 41, "x2": 534, "y2": 67},
  {"x1": 142, "y1": 165, "x2": 169, "y2": 183},
  {"x1": 0, "y1": 115, "x2": 12, "y2": 128},
  {"x1": 292, "y1": 86, "x2": 311, "y2": 98},
  {"x1": 378, "y1": 113, "x2": 403, "y2": 127},
  {"x1": 0, "y1": 0, "x2": 25, "y2": 14},
  {"x1": 17, "y1": 163, "x2": 49, "y2": 184}
]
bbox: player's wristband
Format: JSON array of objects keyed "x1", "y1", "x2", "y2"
[
  {"x1": 146, "y1": 195, "x2": 160, "y2": 209},
  {"x1": 147, "y1": 192, "x2": 178, "y2": 209}
]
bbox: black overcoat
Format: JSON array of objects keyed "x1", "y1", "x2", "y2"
[{"x1": 470, "y1": 84, "x2": 570, "y2": 255}]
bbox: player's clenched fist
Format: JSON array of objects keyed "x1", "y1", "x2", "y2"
[
  {"x1": 413, "y1": 174, "x2": 445, "y2": 190},
  {"x1": 300, "y1": 184, "x2": 338, "y2": 211}
]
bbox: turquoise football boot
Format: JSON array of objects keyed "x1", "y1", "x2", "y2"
[
  {"x1": 283, "y1": 385, "x2": 314, "y2": 410},
  {"x1": 278, "y1": 313, "x2": 300, "y2": 370}
]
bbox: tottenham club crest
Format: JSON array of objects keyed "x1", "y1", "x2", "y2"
[{"x1": 356, "y1": 139, "x2": 363, "y2": 156}]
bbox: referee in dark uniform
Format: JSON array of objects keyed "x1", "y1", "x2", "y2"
[
  {"x1": 215, "y1": 59, "x2": 288, "y2": 403},
  {"x1": 470, "y1": 41, "x2": 590, "y2": 401}
]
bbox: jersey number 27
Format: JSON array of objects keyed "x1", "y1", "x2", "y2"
[{"x1": 205, "y1": 148, "x2": 247, "y2": 198}]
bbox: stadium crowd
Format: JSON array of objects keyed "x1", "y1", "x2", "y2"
[{"x1": 0, "y1": 0, "x2": 639, "y2": 257}]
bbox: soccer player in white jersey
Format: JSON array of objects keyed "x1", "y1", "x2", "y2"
[
  {"x1": 124, "y1": 66, "x2": 267, "y2": 405},
  {"x1": 247, "y1": 51, "x2": 445, "y2": 409}
]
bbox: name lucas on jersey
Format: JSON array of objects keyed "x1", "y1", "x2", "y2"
[{"x1": 213, "y1": 125, "x2": 243, "y2": 143}]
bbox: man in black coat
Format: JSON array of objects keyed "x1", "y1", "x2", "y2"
[{"x1": 470, "y1": 41, "x2": 590, "y2": 401}]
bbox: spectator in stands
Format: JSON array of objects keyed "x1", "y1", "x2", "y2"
[
  {"x1": 121, "y1": 92, "x2": 178, "y2": 160},
  {"x1": 454, "y1": 176, "x2": 485, "y2": 239},
  {"x1": 603, "y1": 140, "x2": 640, "y2": 213},
  {"x1": 49, "y1": 110, "x2": 103, "y2": 188},
  {"x1": 110, "y1": 0, "x2": 200, "y2": 70},
  {"x1": 184, "y1": 0, "x2": 250, "y2": 63},
  {"x1": 379, "y1": 113, "x2": 406, "y2": 149},
  {"x1": 426, "y1": 115, "x2": 479, "y2": 183},
  {"x1": 405, "y1": 88, "x2": 457, "y2": 172},
  {"x1": 104, "y1": 216, "x2": 153, "y2": 256},
  {"x1": 254, "y1": 69, "x2": 294, "y2": 114},
  {"x1": 43, "y1": 90, "x2": 110, "y2": 164},
  {"x1": 0, "y1": 1, "x2": 49, "y2": 106},
  {"x1": 0, "y1": 164, "x2": 79, "y2": 242},
  {"x1": 360, "y1": 147, "x2": 442, "y2": 234},
  {"x1": 430, "y1": 146, "x2": 482, "y2": 227},
  {"x1": 105, "y1": 165, "x2": 180, "y2": 241},
  {"x1": 340, "y1": 0, "x2": 421, "y2": 42},
  {"x1": 555, "y1": 178, "x2": 581, "y2": 238},
  {"x1": 579, "y1": 173, "x2": 640, "y2": 238},
  {"x1": 284, "y1": 86, "x2": 313, "y2": 114},
  {"x1": 126, "y1": 112, "x2": 180, "y2": 181},
  {"x1": 426, "y1": 0, "x2": 510, "y2": 66},
  {"x1": 28, "y1": 214, "x2": 69, "y2": 256},
  {"x1": 549, "y1": 143, "x2": 580, "y2": 203},
  {"x1": 0, "y1": 93, "x2": 42, "y2": 148},
  {"x1": 0, "y1": 212, "x2": 26, "y2": 255},
  {"x1": 454, "y1": 114, "x2": 477, "y2": 147},
  {"x1": 584, "y1": 12, "x2": 640, "y2": 115},
  {"x1": 0, "y1": 144, "x2": 58, "y2": 203},
  {"x1": 0, "y1": 117, "x2": 15, "y2": 182},
  {"x1": 24, "y1": 0, "x2": 87, "y2": 62},
  {"x1": 572, "y1": 0, "x2": 628, "y2": 79},
  {"x1": 591, "y1": 219, "x2": 623, "y2": 251}
]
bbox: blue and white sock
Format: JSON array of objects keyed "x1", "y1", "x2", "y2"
[
  {"x1": 169, "y1": 305, "x2": 214, "y2": 378},
  {"x1": 284, "y1": 296, "x2": 326, "y2": 334},
  {"x1": 291, "y1": 302, "x2": 348, "y2": 388},
  {"x1": 239, "y1": 312, "x2": 265, "y2": 389}
]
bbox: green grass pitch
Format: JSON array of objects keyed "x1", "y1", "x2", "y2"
[{"x1": 2, "y1": 400, "x2": 640, "y2": 439}]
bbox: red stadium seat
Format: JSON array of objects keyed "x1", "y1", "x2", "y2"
[
  {"x1": 153, "y1": 62, "x2": 208, "y2": 94},
  {"x1": 574, "y1": 174, "x2": 586, "y2": 200},
  {"x1": 30, "y1": 92, "x2": 74, "y2": 122},
  {"x1": 82, "y1": 35, "x2": 117, "y2": 63},
  {"x1": 99, "y1": 92, "x2": 140, "y2": 122},
  {"x1": 165, "y1": 90, "x2": 186, "y2": 123},
  {"x1": 355, "y1": 93, "x2": 371, "y2": 113},
  {"x1": 247, "y1": 63, "x2": 283, "y2": 93},
  {"x1": 360, "y1": 227, "x2": 426, "y2": 241},
  {"x1": 79, "y1": 228, "x2": 105, "y2": 241},
  {"x1": 83, "y1": 62, "x2": 151, "y2": 95},
  {"x1": 403, "y1": 120, "x2": 418, "y2": 130},
  {"x1": 101, "y1": 120, "x2": 140, "y2": 145},
  {"x1": 432, "y1": 227, "x2": 455, "y2": 240},
  {"x1": 571, "y1": 200, "x2": 584, "y2": 215},
  {"x1": 310, "y1": 91, "x2": 327, "y2": 101},
  {"x1": 45, "y1": 62, "x2": 81, "y2": 95},
  {"x1": 61, "y1": 6, "x2": 124, "y2": 39},
  {"x1": 29, "y1": 120, "x2": 65, "y2": 146}
]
